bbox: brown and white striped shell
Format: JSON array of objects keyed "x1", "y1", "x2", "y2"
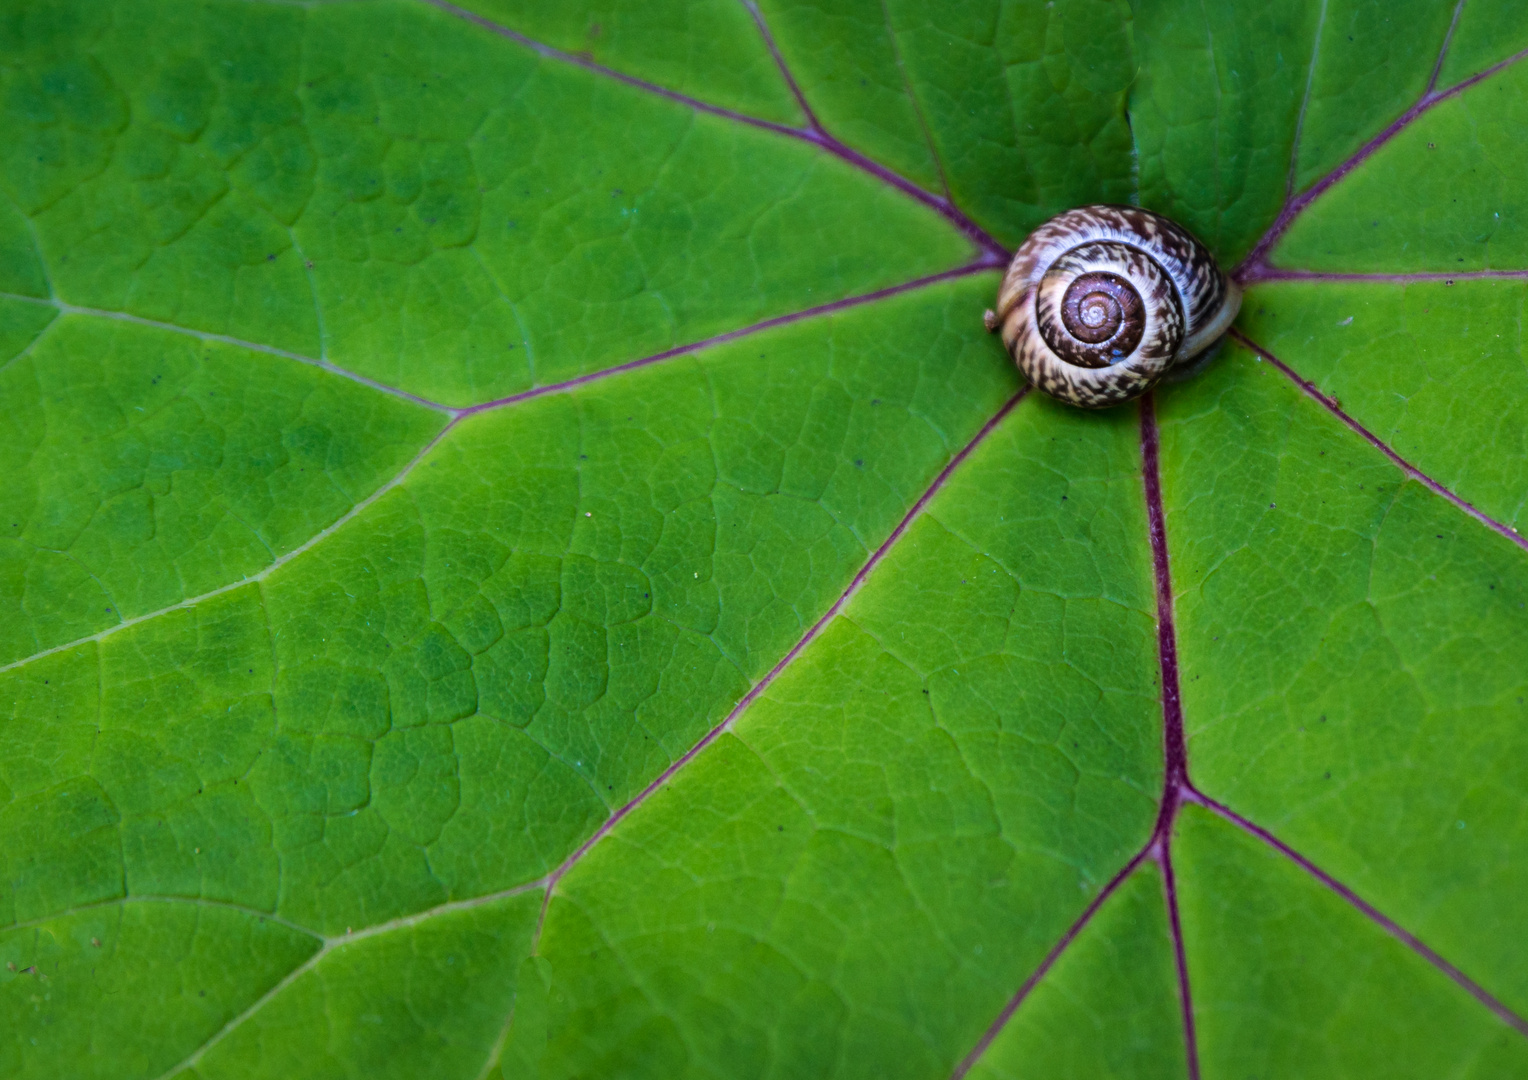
[{"x1": 984, "y1": 205, "x2": 1240, "y2": 409}]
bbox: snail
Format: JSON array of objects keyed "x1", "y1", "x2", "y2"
[{"x1": 984, "y1": 205, "x2": 1240, "y2": 408}]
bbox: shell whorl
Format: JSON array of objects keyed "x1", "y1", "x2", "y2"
[{"x1": 988, "y1": 205, "x2": 1240, "y2": 409}]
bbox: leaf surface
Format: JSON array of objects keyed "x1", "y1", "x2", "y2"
[{"x1": 3, "y1": 0, "x2": 1527, "y2": 1077}]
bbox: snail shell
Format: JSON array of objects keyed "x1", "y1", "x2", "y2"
[{"x1": 984, "y1": 205, "x2": 1240, "y2": 409}]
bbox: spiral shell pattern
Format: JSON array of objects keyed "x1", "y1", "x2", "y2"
[{"x1": 987, "y1": 205, "x2": 1240, "y2": 408}]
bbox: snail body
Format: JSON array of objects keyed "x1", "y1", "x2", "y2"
[{"x1": 985, "y1": 205, "x2": 1240, "y2": 408}]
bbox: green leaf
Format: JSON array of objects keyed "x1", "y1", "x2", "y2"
[{"x1": 2, "y1": 0, "x2": 1526, "y2": 1077}]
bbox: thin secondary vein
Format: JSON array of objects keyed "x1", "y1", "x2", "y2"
[
  {"x1": 1231, "y1": 329, "x2": 1528, "y2": 553},
  {"x1": 317, "y1": 877, "x2": 549, "y2": 948},
  {"x1": 3, "y1": 191, "x2": 56, "y2": 301},
  {"x1": 3, "y1": 894, "x2": 321, "y2": 939},
  {"x1": 878, "y1": 0, "x2": 955, "y2": 204},
  {"x1": 1427, "y1": 0, "x2": 1471, "y2": 96},
  {"x1": 470, "y1": 245, "x2": 539, "y2": 387},
  {"x1": 143, "y1": 878, "x2": 550, "y2": 1080},
  {"x1": 1188, "y1": 788, "x2": 1528, "y2": 1038},
  {"x1": 738, "y1": 0, "x2": 821, "y2": 130},
  {"x1": 1287, "y1": 0, "x2": 1330, "y2": 200},
  {"x1": 0, "y1": 420, "x2": 456, "y2": 678},
  {"x1": 0, "y1": 308, "x2": 59, "y2": 376},
  {"x1": 473, "y1": 1006, "x2": 520, "y2": 1080},
  {"x1": 0, "y1": 290, "x2": 454, "y2": 414},
  {"x1": 1199, "y1": 0, "x2": 1225, "y2": 242},
  {"x1": 287, "y1": 228, "x2": 327, "y2": 361},
  {"x1": 147, "y1": 947, "x2": 326, "y2": 1080}
]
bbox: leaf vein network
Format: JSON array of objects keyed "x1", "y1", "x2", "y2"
[{"x1": 18, "y1": 1, "x2": 1528, "y2": 1070}]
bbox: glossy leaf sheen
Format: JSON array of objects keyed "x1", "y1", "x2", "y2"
[{"x1": 2, "y1": 1, "x2": 1526, "y2": 1078}]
